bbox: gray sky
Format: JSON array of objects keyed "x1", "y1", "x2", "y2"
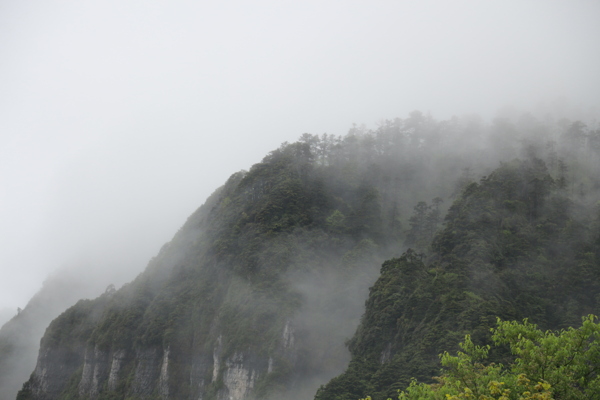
[{"x1": 1, "y1": 0, "x2": 599, "y2": 312}]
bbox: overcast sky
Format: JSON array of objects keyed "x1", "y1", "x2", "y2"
[{"x1": 1, "y1": 0, "x2": 599, "y2": 313}]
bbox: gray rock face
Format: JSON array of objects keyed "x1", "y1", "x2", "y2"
[
  {"x1": 107, "y1": 349, "x2": 126, "y2": 391},
  {"x1": 219, "y1": 352, "x2": 259, "y2": 400},
  {"x1": 158, "y1": 346, "x2": 170, "y2": 399},
  {"x1": 22, "y1": 320, "x2": 299, "y2": 400},
  {"x1": 212, "y1": 335, "x2": 223, "y2": 383},
  {"x1": 0, "y1": 268, "x2": 121, "y2": 400},
  {"x1": 25, "y1": 345, "x2": 104, "y2": 400},
  {"x1": 132, "y1": 348, "x2": 161, "y2": 396},
  {"x1": 17, "y1": 164, "x2": 374, "y2": 399},
  {"x1": 26, "y1": 345, "x2": 85, "y2": 400},
  {"x1": 78, "y1": 345, "x2": 110, "y2": 398},
  {"x1": 188, "y1": 350, "x2": 213, "y2": 399}
]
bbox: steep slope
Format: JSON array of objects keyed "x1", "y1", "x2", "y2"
[
  {"x1": 315, "y1": 156, "x2": 600, "y2": 400},
  {"x1": 15, "y1": 140, "x2": 403, "y2": 400},
  {"x1": 16, "y1": 112, "x2": 596, "y2": 400},
  {"x1": 15, "y1": 113, "x2": 482, "y2": 400},
  {"x1": 0, "y1": 268, "x2": 123, "y2": 400}
]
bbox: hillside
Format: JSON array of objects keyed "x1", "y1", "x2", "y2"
[
  {"x1": 0, "y1": 268, "x2": 123, "y2": 400},
  {"x1": 14, "y1": 112, "x2": 600, "y2": 400},
  {"x1": 315, "y1": 150, "x2": 600, "y2": 399}
]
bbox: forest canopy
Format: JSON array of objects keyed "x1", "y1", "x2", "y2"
[{"x1": 9, "y1": 111, "x2": 600, "y2": 400}]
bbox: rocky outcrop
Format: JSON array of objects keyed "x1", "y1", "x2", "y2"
[
  {"x1": 282, "y1": 320, "x2": 294, "y2": 350},
  {"x1": 17, "y1": 140, "x2": 393, "y2": 399},
  {"x1": 78, "y1": 345, "x2": 110, "y2": 398},
  {"x1": 107, "y1": 349, "x2": 126, "y2": 391},
  {"x1": 187, "y1": 350, "x2": 213, "y2": 399},
  {"x1": 212, "y1": 335, "x2": 222, "y2": 383},
  {"x1": 21, "y1": 345, "x2": 85, "y2": 400},
  {"x1": 22, "y1": 346, "x2": 168, "y2": 399},
  {"x1": 158, "y1": 346, "x2": 170, "y2": 399},
  {"x1": 20, "y1": 307, "x2": 307, "y2": 400},
  {"x1": 0, "y1": 268, "x2": 120, "y2": 400},
  {"x1": 131, "y1": 348, "x2": 161, "y2": 396},
  {"x1": 219, "y1": 353, "x2": 259, "y2": 400}
]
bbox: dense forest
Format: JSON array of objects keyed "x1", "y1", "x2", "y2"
[
  {"x1": 315, "y1": 155, "x2": 600, "y2": 399},
  {"x1": 3, "y1": 110, "x2": 600, "y2": 399}
]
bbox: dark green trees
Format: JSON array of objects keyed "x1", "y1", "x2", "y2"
[
  {"x1": 12, "y1": 111, "x2": 600, "y2": 400},
  {"x1": 397, "y1": 315, "x2": 600, "y2": 400},
  {"x1": 316, "y1": 155, "x2": 600, "y2": 400},
  {"x1": 404, "y1": 197, "x2": 443, "y2": 252}
]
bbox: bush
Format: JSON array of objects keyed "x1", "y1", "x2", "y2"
[{"x1": 390, "y1": 315, "x2": 600, "y2": 400}]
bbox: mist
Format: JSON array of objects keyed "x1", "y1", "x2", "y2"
[
  {"x1": 1, "y1": 1, "x2": 599, "y2": 315},
  {"x1": 0, "y1": 2, "x2": 599, "y2": 398},
  {"x1": 3, "y1": 112, "x2": 599, "y2": 399}
]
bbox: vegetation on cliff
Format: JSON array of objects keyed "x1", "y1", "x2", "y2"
[
  {"x1": 381, "y1": 315, "x2": 600, "y2": 400},
  {"x1": 12, "y1": 111, "x2": 600, "y2": 400},
  {"x1": 315, "y1": 121, "x2": 600, "y2": 399}
]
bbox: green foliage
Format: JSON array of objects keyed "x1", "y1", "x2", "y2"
[
  {"x1": 317, "y1": 156, "x2": 600, "y2": 400},
  {"x1": 18, "y1": 134, "x2": 414, "y2": 398},
  {"x1": 16, "y1": 112, "x2": 600, "y2": 399},
  {"x1": 327, "y1": 209, "x2": 348, "y2": 233},
  {"x1": 397, "y1": 315, "x2": 600, "y2": 400},
  {"x1": 405, "y1": 198, "x2": 444, "y2": 253}
]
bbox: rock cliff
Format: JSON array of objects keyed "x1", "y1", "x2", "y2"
[{"x1": 18, "y1": 140, "x2": 402, "y2": 399}]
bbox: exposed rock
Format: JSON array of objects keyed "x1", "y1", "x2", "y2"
[
  {"x1": 78, "y1": 348, "x2": 94, "y2": 396},
  {"x1": 212, "y1": 335, "x2": 222, "y2": 383},
  {"x1": 131, "y1": 348, "x2": 161, "y2": 396},
  {"x1": 78, "y1": 345, "x2": 110, "y2": 398},
  {"x1": 281, "y1": 320, "x2": 298, "y2": 365},
  {"x1": 0, "y1": 268, "x2": 117, "y2": 400},
  {"x1": 107, "y1": 349, "x2": 126, "y2": 391},
  {"x1": 282, "y1": 320, "x2": 294, "y2": 349},
  {"x1": 380, "y1": 343, "x2": 392, "y2": 364},
  {"x1": 219, "y1": 352, "x2": 258, "y2": 400},
  {"x1": 24, "y1": 345, "x2": 85, "y2": 400},
  {"x1": 158, "y1": 346, "x2": 170, "y2": 399},
  {"x1": 188, "y1": 350, "x2": 213, "y2": 399}
]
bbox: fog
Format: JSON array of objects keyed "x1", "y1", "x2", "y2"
[{"x1": 1, "y1": 0, "x2": 599, "y2": 315}]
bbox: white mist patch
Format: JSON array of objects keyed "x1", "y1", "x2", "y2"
[{"x1": 0, "y1": 308, "x2": 14, "y2": 328}]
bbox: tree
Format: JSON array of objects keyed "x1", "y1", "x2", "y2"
[
  {"x1": 391, "y1": 315, "x2": 600, "y2": 400},
  {"x1": 426, "y1": 197, "x2": 443, "y2": 239},
  {"x1": 405, "y1": 201, "x2": 429, "y2": 250},
  {"x1": 589, "y1": 129, "x2": 600, "y2": 155},
  {"x1": 405, "y1": 198, "x2": 443, "y2": 252}
]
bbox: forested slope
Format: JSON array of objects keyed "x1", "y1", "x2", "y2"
[
  {"x1": 316, "y1": 129, "x2": 600, "y2": 399},
  {"x1": 14, "y1": 111, "x2": 600, "y2": 400}
]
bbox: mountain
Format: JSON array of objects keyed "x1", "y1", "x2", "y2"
[
  {"x1": 315, "y1": 155, "x2": 600, "y2": 399},
  {"x1": 14, "y1": 112, "x2": 600, "y2": 400}
]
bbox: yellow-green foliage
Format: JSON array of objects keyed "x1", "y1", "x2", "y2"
[{"x1": 394, "y1": 315, "x2": 600, "y2": 400}]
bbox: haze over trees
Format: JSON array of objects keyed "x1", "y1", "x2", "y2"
[
  {"x1": 0, "y1": 109, "x2": 596, "y2": 400},
  {"x1": 314, "y1": 115, "x2": 600, "y2": 400},
  {"x1": 1, "y1": 2, "x2": 599, "y2": 400}
]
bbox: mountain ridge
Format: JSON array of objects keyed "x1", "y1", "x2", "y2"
[{"x1": 7, "y1": 111, "x2": 600, "y2": 400}]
